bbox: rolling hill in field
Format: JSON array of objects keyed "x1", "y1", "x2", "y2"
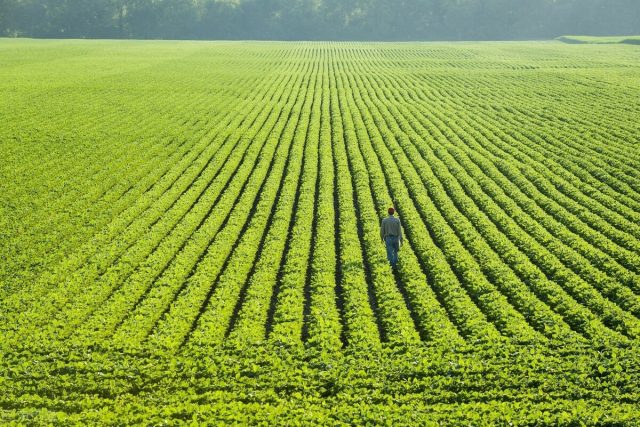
[
  {"x1": 1, "y1": 39, "x2": 639, "y2": 425},
  {"x1": 558, "y1": 35, "x2": 640, "y2": 44}
]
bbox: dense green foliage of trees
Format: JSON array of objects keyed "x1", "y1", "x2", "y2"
[{"x1": 1, "y1": 0, "x2": 639, "y2": 42}]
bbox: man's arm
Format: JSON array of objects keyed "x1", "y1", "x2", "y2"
[{"x1": 398, "y1": 219, "x2": 404, "y2": 245}]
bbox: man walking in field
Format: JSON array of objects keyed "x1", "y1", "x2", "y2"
[{"x1": 381, "y1": 207, "x2": 403, "y2": 268}]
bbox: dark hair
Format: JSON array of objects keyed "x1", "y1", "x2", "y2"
[{"x1": 388, "y1": 207, "x2": 395, "y2": 215}]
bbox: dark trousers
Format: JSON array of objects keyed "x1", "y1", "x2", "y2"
[{"x1": 385, "y1": 235, "x2": 400, "y2": 267}]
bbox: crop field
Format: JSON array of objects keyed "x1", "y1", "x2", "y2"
[{"x1": 1, "y1": 39, "x2": 640, "y2": 424}]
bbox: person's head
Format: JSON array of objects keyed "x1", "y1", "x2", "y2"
[{"x1": 388, "y1": 207, "x2": 395, "y2": 216}]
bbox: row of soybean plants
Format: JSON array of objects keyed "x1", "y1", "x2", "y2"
[
  {"x1": 336, "y1": 48, "x2": 469, "y2": 349},
  {"x1": 0, "y1": 45, "x2": 259, "y2": 298},
  {"x1": 141, "y1": 50, "x2": 320, "y2": 352},
  {"x1": 511, "y1": 70, "x2": 640, "y2": 175},
  {"x1": 262, "y1": 49, "x2": 323, "y2": 348},
  {"x1": 384, "y1": 50, "x2": 640, "y2": 342},
  {"x1": 467, "y1": 69, "x2": 640, "y2": 186},
  {"x1": 0, "y1": 51, "x2": 253, "y2": 302},
  {"x1": 439, "y1": 104, "x2": 640, "y2": 310},
  {"x1": 228, "y1": 47, "x2": 371, "y2": 352},
  {"x1": 499, "y1": 104, "x2": 640, "y2": 247},
  {"x1": 0, "y1": 88, "x2": 225, "y2": 337},
  {"x1": 72, "y1": 70, "x2": 282, "y2": 344},
  {"x1": 414, "y1": 79, "x2": 640, "y2": 314},
  {"x1": 433, "y1": 72, "x2": 640, "y2": 253},
  {"x1": 184, "y1": 52, "x2": 323, "y2": 350},
  {"x1": 227, "y1": 46, "x2": 400, "y2": 352},
  {"x1": 265, "y1": 46, "x2": 351, "y2": 351},
  {"x1": 223, "y1": 57, "x2": 322, "y2": 347},
  {"x1": 463, "y1": 74, "x2": 640, "y2": 235},
  {"x1": 504, "y1": 99, "x2": 640, "y2": 201},
  {"x1": 344, "y1": 58, "x2": 484, "y2": 346},
  {"x1": 353, "y1": 67, "x2": 588, "y2": 344},
  {"x1": 411, "y1": 68, "x2": 640, "y2": 209},
  {"x1": 368, "y1": 57, "x2": 636, "y2": 338},
  {"x1": 332, "y1": 49, "x2": 501, "y2": 346},
  {"x1": 340, "y1": 51, "x2": 549, "y2": 345},
  {"x1": 389, "y1": 66, "x2": 640, "y2": 253},
  {"x1": 331, "y1": 52, "x2": 419, "y2": 349},
  {"x1": 416, "y1": 72, "x2": 640, "y2": 276},
  {"x1": 106, "y1": 54, "x2": 314, "y2": 352},
  {"x1": 4, "y1": 54, "x2": 299, "y2": 349},
  {"x1": 0, "y1": 83, "x2": 198, "y2": 300},
  {"x1": 330, "y1": 61, "x2": 466, "y2": 347},
  {"x1": 364, "y1": 67, "x2": 628, "y2": 343},
  {"x1": 74, "y1": 73, "x2": 298, "y2": 349},
  {"x1": 367, "y1": 61, "x2": 639, "y2": 343},
  {"x1": 301, "y1": 49, "x2": 343, "y2": 353},
  {"x1": 396, "y1": 69, "x2": 640, "y2": 257}
]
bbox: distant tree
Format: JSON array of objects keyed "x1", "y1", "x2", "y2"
[
  {"x1": 56, "y1": 0, "x2": 118, "y2": 38},
  {"x1": 0, "y1": 0, "x2": 7, "y2": 36},
  {"x1": 198, "y1": 1, "x2": 236, "y2": 39},
  {"x1": 279, "y1": 0, "x2": 322, "y2": 41},
  {"x1": 111, "y1": 0, "x2": 130, "y2": 38},
  {"x1": 159, "y1": 0, "x2": 199, "y2": 39},
  {"x1": 1, "y1": 0, "x2": 639, "y2": 41},
  {"x1": 125, "y1": 0, "x2": 161, "y2": 39},
  {"x1": 318, "y1": 0, "x2": 350, "y2": 39}
]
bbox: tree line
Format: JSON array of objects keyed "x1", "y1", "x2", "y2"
[{"x1": 1, "y1": 0, "x2": 639, "y2": 41}]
